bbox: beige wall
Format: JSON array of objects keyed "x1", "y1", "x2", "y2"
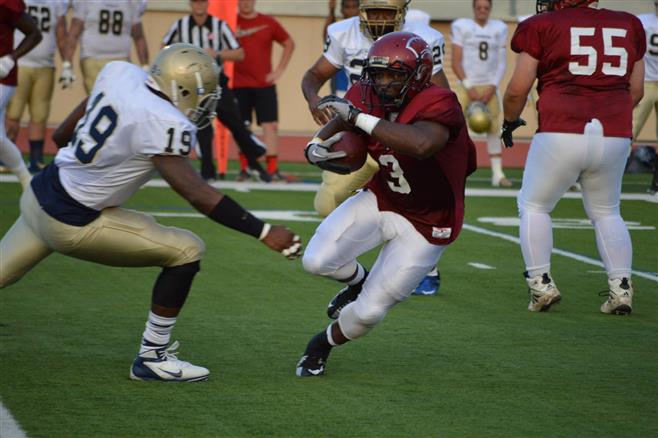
[{"x1": 43, "y1": 10, "x2": 657, "y2": 143}]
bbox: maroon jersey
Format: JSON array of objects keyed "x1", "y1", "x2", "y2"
[
  {"x1": 511, "y1": 7, "x2": 646, "y2": 137},
  {"x1": 0, "y1": 0, "x2": 25, "y2": 86},
  {"x1": 345, "y1": 84, "x2": 477, "y2": 245}
]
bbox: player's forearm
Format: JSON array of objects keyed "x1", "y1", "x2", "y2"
[
  {"x1": 62, "y1": 19, "x2": 83, "y2": 62},
  {"x1": 219, "y1": 48, "x2": 244, "y2": 62},
  {"x1": 301, "y1": 69, "x2": 325, "y2": 104},
  {"x1": 369, "y1": 119, "x2": 448, "y2": 159},
  {"x1": 274, "y1": 39, "x2": 295, "y2": 75},
  {"x1": 12, "y1": 14, "x2": 42, "y2": 60},
  {"x1": 52, "y1": 98, "x2": 88, "y2": 148},
  {"x1": 55, "y1": 18, "x2": 67, "y2": 60},
  {"x1": 503, "y1": 91, "x2": 526, "y2": 121}
]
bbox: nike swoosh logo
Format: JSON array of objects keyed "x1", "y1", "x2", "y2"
[
  {"x1": 311, "y1": 149, "x2": 325, "y2": 158},
  {"x1": 162, "y1": 369, "x2": 183, "y2": 378},
  {"x1": 306, "y1": 368, "x2": 323, "y2": 375}
]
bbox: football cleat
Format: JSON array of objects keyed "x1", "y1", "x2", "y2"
[
  {"x1": 327, "y1": 282, "x2": 364, "y2": 319},
  {"x1": 295, "y1": 355, "x2": 326, "y2": 377},
  {"x1": 600, "y1": 278, "x2": 633, "y2": 315},
  {"x1": 492, "y1": 176, "x2": 513, "y2": 188},
  {"x1": 525, "y1": 272, "x2": 562, "y2": 312},
  {"x1": 130, "y1": 341, "x2": 209, "y2": 382},
  {"x1": 411, "y1": 272, "x2": 441, "y2": 296}
]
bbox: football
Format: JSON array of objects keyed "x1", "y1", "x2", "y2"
[{"x1": 329, "y1": 131, "x2": 369, "y2": 173}]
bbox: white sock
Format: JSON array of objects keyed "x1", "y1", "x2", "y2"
[
  {"x1": 347, "y1": 263, "x2": 366, "y2": 286},
  {"x1": 520, "y1": 211, "x2": 552, "y2": 278},
  {"x1": 490, "y1": 156, "x2": 505, "y2": 181},
  {"x1": 140, "y1": 311, "x2": 177, "y2": 354},
  {"x1": 0, "y1": 138, "x2": 31, "y2": 189},
  {"x1": 593, "y1": 215, "x2": 632, "y2": 279}
]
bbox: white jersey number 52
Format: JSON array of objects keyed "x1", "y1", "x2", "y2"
[{"x1": 569, "y1": 27, "x2": 628, "y2": 76}]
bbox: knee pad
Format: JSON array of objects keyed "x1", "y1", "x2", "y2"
[{"x1": 338, "y1": 301, "x2": 386, "y2": 340}]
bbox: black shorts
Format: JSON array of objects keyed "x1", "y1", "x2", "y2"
[{"x1": 234, "y1": 86, "x2": 278, "y2": 125}]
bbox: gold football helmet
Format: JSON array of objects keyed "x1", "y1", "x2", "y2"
[
  {"x1": 147, "y1": 43, "x2": 221, "y2": 128},
  {"x1": 466, "y1": 101, "x2": 492, "y2": 134},
  {"x1": 359, "y1": 0, "x2": 410, "y2": 40}
]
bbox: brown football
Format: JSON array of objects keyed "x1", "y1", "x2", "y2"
[{"x1": 329, "y1": 131, "x2": 369, "y2": 173}]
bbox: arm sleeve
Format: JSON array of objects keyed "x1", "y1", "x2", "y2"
[
  {"x1": 493, "y1": 25, "x2": 508, "y2": 86},
  {"x1": 430, "y1": 32, "x2": 445, "y2": 75},
  {"x1": 162, "y1": 19, "x2": 180, "y2": 45},
  {"x1": 511, "y1": 19, "x2": 543, "y2": 60},
  {"x1": 323, "y1": 22, "x2": 345, "y2": 69},
  {"x1": 71, "y1": 0, "x2": 86, "y2": 21},
  {"x1": 450, "y1": 20, "x2": 465, "y2": 47},
  {"x1": 137, "y1": 117, "x2": 198, "y2": 157},
  {"x1": 271, "y1": 17, "x2": 290, "y2": 44},
  {"x1": 220, "y1": 21, "x2": 240, "y2": 50}
]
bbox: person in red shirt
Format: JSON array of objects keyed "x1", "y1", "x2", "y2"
[
  {"x1": 234, "y1": 0, "x2": 295, "y2": 182},
  {"x1": 502, "y1": 0, "x2": 646, "y2": 315},
  {"x1": 0, "y1": 0, "x2": 42, "y2": 189},
  {"x1": 296, "y1": 32, "x2": 476, "y2": 377}
]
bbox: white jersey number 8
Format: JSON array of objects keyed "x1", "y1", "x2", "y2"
[{"x1": 569, "y1": 27, "x2": 628, "y2": 77}]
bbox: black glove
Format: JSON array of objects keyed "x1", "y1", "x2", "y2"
[
  {"x1": 501, "y1": 118, "x2": 526, "y2": 148},
  {"x1": 317, "y1": 95, "x2": 362, "y2": 125},
  {"x1": 304, "y1": 132, "x2": 350, "y2": 175}
]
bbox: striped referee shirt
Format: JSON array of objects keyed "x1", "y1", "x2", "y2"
[{"x1": 162, "y1": 15, "x2": 240, "y2": 78}]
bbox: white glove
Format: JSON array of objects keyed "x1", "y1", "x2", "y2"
[
  {"x1": 0, "y1": 55, "x2": 16, "y2": 80},
  {"x1": 59, "y1": 61, "x2": 75, "y2": 89}
]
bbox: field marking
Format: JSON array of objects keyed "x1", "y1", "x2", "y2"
[
  {"x1": 462, "y1": 223, "x2": 658, "y2": 283},
  {"x1": 0, "y1": 401, "x2": 27, "y2": 438},
  {"x1": 1, "y1": 175, "x2": 657, "y2": 203},
  {"x1": 478, "y1": 217, "x2": 655, "y2": 231},
  {"x1": 468, "y1": 262, "x2": 496, "y2": 270}
]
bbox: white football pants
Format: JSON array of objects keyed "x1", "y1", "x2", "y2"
[
  {"x1": 302, "y1": 190, "x2": 447, "y2": 340},
  {"x1": 518, "y1": 119, "x2": 632, "y2": 279},
  {"x1": 0, "y1": 84, "x2": 31, "y2": 188}
]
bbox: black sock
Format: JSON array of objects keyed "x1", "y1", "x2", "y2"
[
  {"x1": 305, "y1": 329, "x2": 333, "y2": 359},
  {"x1": 29, "y1": 140, "x2": 44, "y2": 167}
]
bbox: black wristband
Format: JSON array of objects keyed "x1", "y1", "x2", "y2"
[{"x1": 209, "y1": 196, "x2": 265, "y2": 239}]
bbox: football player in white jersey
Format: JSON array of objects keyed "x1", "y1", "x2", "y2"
[
  {"x1": 0, "y1": 44, "x2": 302, "y2": 382},
  {"x1": 451, "y1": 0, "x2": 511, "y2": 187},
  {"x1": 301, "y1": 0, "x2": 448, "y2": 296},
  {"x1": 60, "y1": 0, "x2": 149, "y2": 93},
  {"x1": 6, "y1": 0, "x2": 69, "y2": 174},
  {"x1": 634, "y1": 2, "x2": 658, "y2": 141}
]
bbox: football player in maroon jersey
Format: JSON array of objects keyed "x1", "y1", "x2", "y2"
[
  {"x1": 297, "y1": 31, "x2": 476, "y2": 377},
  {"x1": 502, "y1": 0, "x2": 646, "y2": 315},
  {"x1": 0, "y1": 0, "x2": 42, "y2": 189}
]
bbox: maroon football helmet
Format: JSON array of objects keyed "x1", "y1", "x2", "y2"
[
  {"x1": 360, "y1": 31, "x2": 433, "y2": 111},
  {"x1": 536, "y1": 0, "x2": 597, "y2": 13}
]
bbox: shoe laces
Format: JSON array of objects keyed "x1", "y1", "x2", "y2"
[{"x1": 158, "y1": 340, "x2": 181, "y2": 361}]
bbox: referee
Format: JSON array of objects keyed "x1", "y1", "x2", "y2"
[{"x1": 162, "y1": 0, "x2": 269, "y2": 182}]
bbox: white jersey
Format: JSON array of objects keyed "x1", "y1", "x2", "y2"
[
  {"x1": 55, "y1": 62, "x2": 197, "y2": 210},
  {"x1": 15, "y1": 0, "x2": 69, "y2": 68},
  {"x1": 638, "y1": 13, "x2": 658, "y2": 82},
  {"x1": 324, "y1": 16, "x2": 445, "y2": 85},
  {"x1": 451, "y1": 18, "x2": 508, "y2": 86},
  {"x1": 72, "y1": 0, "x2": 144, "y2": 60}
]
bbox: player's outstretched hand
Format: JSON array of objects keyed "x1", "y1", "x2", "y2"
[
  {"x1": 317, "y1": 95, "x2": 362, "y2": 125},
  {"x1": 261, "y1": 225, "x2": 303, "y2": 260},
  {"x1": 501, "y1": 118, "x2": 526, "y2": 148}
]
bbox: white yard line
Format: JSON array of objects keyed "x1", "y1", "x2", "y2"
[
  {"x1": 462, "y1": 224, "x2": 658, "y2": 283},
  {"x1": 468, "y1": 262, "x2": 496, "y2": 270},
  {"x1": 0, "y1": 401, "x2": 27, "y2": 438}
]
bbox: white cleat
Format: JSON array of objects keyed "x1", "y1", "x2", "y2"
[
  {"x1": 130, "y1": 341, "x2": 209, "y2": 382},
  {"x1": 525, "y1": 272, "x2": 561, "y2": 312},
  {"x1": 492, "y1": 176, "x2": 513, "y2": 188},
  {"x1": 600, "y1": 278, "x2": 633, "y2": 315}
]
